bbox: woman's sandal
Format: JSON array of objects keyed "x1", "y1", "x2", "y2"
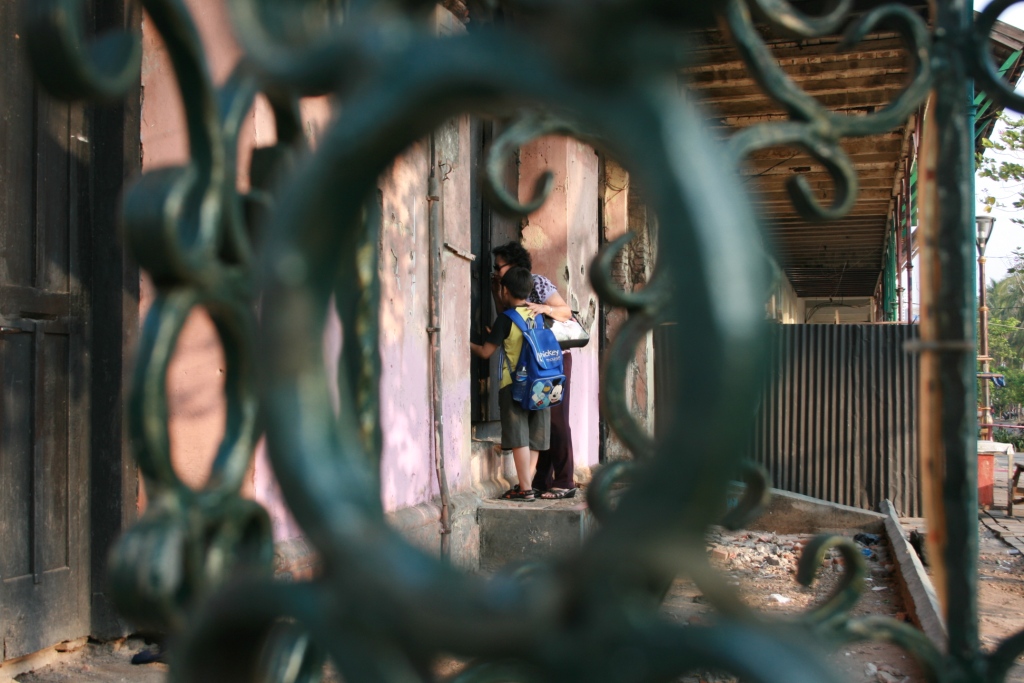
[
  {"x1": 539, "y1": 487, "x2": 577, "y2": 500},
  {"x1": 500, "y1": 485, "x2": 536, "y2": 502}
]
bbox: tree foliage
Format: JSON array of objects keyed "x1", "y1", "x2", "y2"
[
  {"x1": 977, "y1": 115, "x2": 1024, "y2": 446},
  {"x1": 986, "y1": 312, "x2": 1024, "y2": 448},
  {"x1": 978, "y1": 115, "x2": 1024, "y2": 225}
]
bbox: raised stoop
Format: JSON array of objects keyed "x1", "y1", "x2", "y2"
[
  {"x1": 268, "y1": 435, "x2": 595, "y2": 577},
  {"x1": 478, "y1": 497, "x2": 595, "y2": 572}
]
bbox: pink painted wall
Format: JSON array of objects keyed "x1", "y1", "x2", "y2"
[
  {"x1": 142, "y1": 1, "x2": 475, "y2": 526},
  {"x1": 519, "y1": 137, "x2": 601, "y2": 469},
  {"x1": 376, "y1": 114, "x2": 473, "y2": 512},
  {"x1": 138, "y1": 0, "x2": 328, "y2": 543}
]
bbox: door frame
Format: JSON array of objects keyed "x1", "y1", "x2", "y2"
[{"x1": 82, "y1": 0, "x2": 142, "y2": 640}]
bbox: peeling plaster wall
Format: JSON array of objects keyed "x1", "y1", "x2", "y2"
[
  {"x1": 375, "y1": 117, "x2": 473, "y2": 513},
  {"x1": 519, "y1": 137, "x2": 601, "y2": 470},
  {"x1": 437, "y1": 118, "x2": 474, "y2": 500},
  {"x1": 601, "y1": 160, "x2": 654, "y2": 461},
  {"x1": 378, "y1": 141, "x2": 434, "y2": 510}
]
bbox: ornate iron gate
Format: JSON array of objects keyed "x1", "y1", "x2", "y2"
[{"x1": 22, "y1": 0, "x2": 1023, "y2": 681}]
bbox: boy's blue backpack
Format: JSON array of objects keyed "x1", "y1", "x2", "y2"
[{"x1": 501, "y1": 309, "x2": 566, "y2": 411}]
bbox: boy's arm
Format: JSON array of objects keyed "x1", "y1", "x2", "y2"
[
  {"x1": 471, "y1": 312, "x2": 509, "y2": 359},
  {"x1": 471, "y1": 341, "x2": 499, "y2": 359}
]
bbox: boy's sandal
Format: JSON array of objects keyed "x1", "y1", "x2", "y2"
[
  {"x1": 539, "y1": 487, "x2": 577, "y2": 500},
  {"x1": 501, "y1": 485, "x2": 536, "y2": 501}
]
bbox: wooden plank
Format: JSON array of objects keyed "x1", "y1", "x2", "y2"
[
  {"x1": 703, "y1": 87, "x2": 911, "y2": 115},
  {"x1": 694, "y1": 73, "x2": 912, "y2": 105},
  {"x1": 0, "y1": 0, "x2": 35, "y2": 287},
  {"x1": 0, "y1": 332, "x2": 33, "y2": 580},
  {"x1": 36, "y1": 90, "x2": 71, "y2": 294},
  {"x1": 691, "y1": 64, "x2": 912, "y2": 96}
]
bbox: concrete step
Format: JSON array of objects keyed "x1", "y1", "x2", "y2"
[{"x1": 478, "y1": 494, "x2": 594, "y2": 571}]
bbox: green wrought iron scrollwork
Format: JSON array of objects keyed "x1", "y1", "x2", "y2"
[
  {"x1": 726, "y1": 0, "x2": 932, "y2": 220},
  {"x1": 23, "y1": 0, "x2": 1024, "y2": 681}
]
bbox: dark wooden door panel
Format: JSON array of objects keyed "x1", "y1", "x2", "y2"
[
  {"x1": 0, "y1": 331, "x2": 33, "y2": 580},
  {"x1": 2, "y1": 569, "x2": 78, "y2": 661},
  {"x1": 35, "y1": 95, "x2": 72, "y2": 296},
  {"x1": 0, "y1": 0, "x2": 89, "y2": 659},
  {"x1": 0, "y1": 2, "x2": 35, "y2": 288},
  {"x1": 0, "y1": 322, "x2": 84, "y2": 660}
]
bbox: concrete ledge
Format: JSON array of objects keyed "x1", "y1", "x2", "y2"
[
  {"x1": 880, "y1": 500, "x2": 946, "y2": 651},
  {"x1": 270, "y1": 437, "x2": 596, "y2": 578},
  {"x1": 478, "y1": 498, "x2": 595, "y2": 571},
  {"x1": 746, "y1": 489, "x2": 887, "y2": 535}
]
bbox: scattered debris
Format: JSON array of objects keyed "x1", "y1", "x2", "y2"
[
  {"x1": 854, "y1": 533, "x2": 882, "y2": 546},
  {"x1": 908, "y1": 530, "x2": 929, "y2": 566}
]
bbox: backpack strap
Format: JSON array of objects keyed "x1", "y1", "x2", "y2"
[
  {"x1": 502, "y1": 308, "x2": 540, "y2": 377},
  {"x1": 497, "y1": 343, "x2": 516, "y2": 380},
  {"x1": 504, "y1": 308, "x2": 543, "y2": 332}
]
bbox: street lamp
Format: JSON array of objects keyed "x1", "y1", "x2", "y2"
[
  {"x1": 977, "y1": 214, "x2": 996, "y2": 441},
  {"x1": 977, "y1": 215, "x2": 995, "y2": 256}
]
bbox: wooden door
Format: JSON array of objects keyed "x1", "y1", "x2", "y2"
[
  {"x1": 471, "y1": 120, "x2": 520, "y2": 423},
  {"x1": 0, "y1": 0, "x2": 90, "y2": 659}
]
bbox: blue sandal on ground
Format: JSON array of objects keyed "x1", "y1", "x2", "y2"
[{"x1": 501, "y1": 485, "x2": 535, "y2": 501}]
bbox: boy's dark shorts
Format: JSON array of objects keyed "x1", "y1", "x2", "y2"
[{"x1": 498, "y1": 385, "x2": 551, "y2": 450}]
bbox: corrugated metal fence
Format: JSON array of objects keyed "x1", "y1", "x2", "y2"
[{"x1": 754, "y1": 324, "x2": 920, "y2": 517}]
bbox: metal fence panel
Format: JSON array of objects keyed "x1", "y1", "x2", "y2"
[{"x1": 753, "y1": 324, "x2": 920, "y2": 516}]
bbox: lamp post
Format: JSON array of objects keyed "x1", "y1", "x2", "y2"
[{"x1": 977, "y1": 214, "x2": 996, "y2": 441}]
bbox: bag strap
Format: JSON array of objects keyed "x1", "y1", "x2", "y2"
[
  {"x1": 505, "y1": 307, "x2": 548, "y2": 360},
  {"x1": 504, "y1": 308, "x2": 543, "y2": 332},
  {"x1": 497, "y1": 344, "x2": 515, "y2": 380},
  {"x1": 500, "y1": 309, "x2": 530, "y2": 379}
]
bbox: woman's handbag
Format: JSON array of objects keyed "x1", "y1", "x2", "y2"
[{"x1": 547, "y1": 311, "x2": 591, "y2": 349}]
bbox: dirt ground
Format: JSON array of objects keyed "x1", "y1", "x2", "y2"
[
  {"x1": 967, "y1": 522, "x2": 1024, "y2": 682},
  {"x1": 9, "y1": 522, "x2": 1024, "y2": 683},
  {"x1": 663, "y1": 528, "x2": 924, "y2": 683},
  {"x1": 10, "y1": 638, "x2": 166, "y2": 683}
]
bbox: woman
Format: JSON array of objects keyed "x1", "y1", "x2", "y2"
[{"x1": 491, "y1": 242, "x2": 577, "y2": 499}]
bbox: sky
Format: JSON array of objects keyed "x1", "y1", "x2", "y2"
[{"x1": 976, "y1": 0, "x2": 1024, "y2": 283}]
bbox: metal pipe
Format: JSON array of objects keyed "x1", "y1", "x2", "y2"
[
  {"x1": 896, "y1": 197, "x2": 904, "y2": 323},
  {"x1": 980, "y1": 254, "x2": 992, "y2": 440},
  {"x1": 427, "y1": 135, "x2": 453, "y2": 561},
  {"x1": 923, "y1": 1, "x2": 980, "y2": 660},
  {"x1": 905, "y1": 155, "x2": 915, "y2": 324},
  {"x1": 918, "y1": 0, "x2": 980, "y2": 661}
]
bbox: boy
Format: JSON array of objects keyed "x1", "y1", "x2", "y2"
[{"x1": 471, "y1": 266, "x2": 551, "y2": 501}]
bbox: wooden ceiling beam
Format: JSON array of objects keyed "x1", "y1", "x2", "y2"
[
  {"x1": 690, "y1": 62, "x2": 912, "y2": 92},
  {"x1": 701, "y1": 87, "x2": 908, "y2": 113},
  {"x1": 687, "y1": 35, "x2": 907, "y2": 68}
]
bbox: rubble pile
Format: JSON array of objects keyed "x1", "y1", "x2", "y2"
[
  {"x1": 706, "y1": 530, "x2": 899, "y2": 599},
  {"x1": 666, "y1": 528, "x2": 920, "y2": 683}
]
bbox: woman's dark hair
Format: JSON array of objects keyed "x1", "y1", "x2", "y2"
[
  {"x1": 501, "y1": 266, "x2": 534, "y2": 300},
  {"x1": 492, "y1": 241, "x2": 532, "y2": 270}
]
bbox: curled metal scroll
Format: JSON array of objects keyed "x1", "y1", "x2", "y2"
[
  {"x1": 483, "y1": 113, "x2": 590, "y2": 217},
  {"x1": 719, "y1": 462, "x2": 772, "y2": 531},
  {"x1": 27, "y1": 0, "x2": 308, "y2": 654},
  {"x1": 25, "y1": 0, "x2": 142, "y2": 101},
  {"x1": 748, "y1": 0, "x2": 853, "y2": 38},
  {"x1": 725, "y1": 0, "x2": 931, "y2": 221},
  {"x1": 244, "y1": 22, "x2": 789, "y2": 681},
  {"x1": 971, "y1": 0, "x2": 1024, "y2": 114}
]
